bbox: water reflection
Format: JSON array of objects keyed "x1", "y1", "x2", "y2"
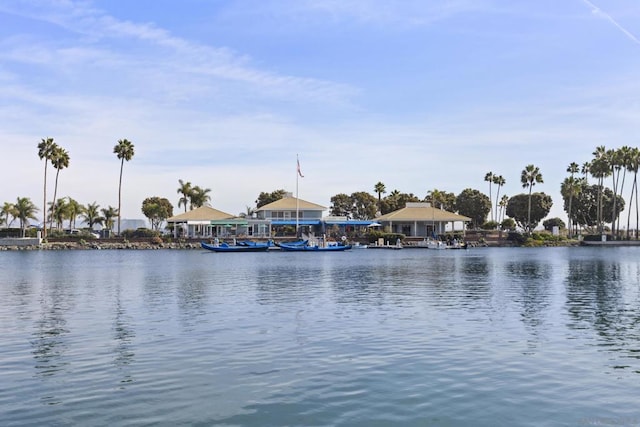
[
  {"x1": 6, "y1": 249, "x2": 640, "y2": 426},
  {"x1": 29, "y1": 281, "x2": 72, "y2": 408},
  {"x1": 504, "y1": 257, "x2": 552, "y2": 332},
  {"x1": 31, "y1": 275, "x2": 74, "y2": 380},
  {"x1": 564, "y1": 256, "x2": 640, "y2": 371},
  {"x1": 112, "y1": 284, "x2": 135, "y2": 387},
  {"x1": 176, "y1": 269, "x2": 210, "y2": 329},
  {"x1": 255, "y1": 264, "x2": 322, "y2": 304},
  {"x1": 458, "y1": 255, "x2": 491, "y2": 302}
]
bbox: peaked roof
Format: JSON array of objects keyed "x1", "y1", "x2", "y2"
[
  {"x1": 257, "y1": 196, "x2": 326, "y2": 211},
  {"x1": 377, "y1": 203, "x2": 471, "y2": 222},
  {"x1": 166, "y1": 205, "x2": 235, "y2": 222}
]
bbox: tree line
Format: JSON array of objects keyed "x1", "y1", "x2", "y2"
[{"x1": 2, "y1": 140, "x2": 639, "y2": 238}]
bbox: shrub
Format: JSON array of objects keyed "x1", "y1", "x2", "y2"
[
  {"x1": 121, "y1": 228, "x2": 160, "y2": 239},
  {"x1": 481, "y1": 221, "x2": 499, "y2": 230}
]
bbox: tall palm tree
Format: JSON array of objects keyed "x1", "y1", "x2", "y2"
[
  {"x1": 484, "y1": 172, "x2": 495, "y2": 221},
  {"x1": 177, "y1": 179, "x2": 193, "y2": 212},
  {"x1": 37, "y1": 137, "x2": 57, "y2": 238},
  {"x1": 520, "y1": 164, "x2": 543, "y2": 233},
  {"x1": 566, "y1": 162, "x2": 580, "y2": 237},
  {"x1": 14, "y1": 197, "x2": 38, "y2": 237},
  {"x1": 81, "y1": 202, "x2": 103, "y2": 230},
  {"x1": 492, "y1": 175, "x2": 506, "y2": 223},
  {"x1": 561, "y1": 176, "x2": 583, "y2": 237},
  {"x1": 190, "y1": 185, "x2": 211, "y2": 209},
  {"x1": 1, "y1": 202, "x2": 16, "y2": 228},
  {"x1": 607, "y1": 148, "x2": 623, "y2": 237},
  {"x1": 374, "y1": 182, "x2": 386, "y2": 214},
  {"x1": 626, "y1": 147, "x2": 640, "y2": 239},
  {"x1": 48, "y1": 145, "x2": 70, "y2": 230},
  {"x1": 581, "y1": 162, "x2": 591, "y2": 183},
  {"x1": 613, "y1": 146, "x2": 632, "y2": 237},
  {"x1": 591, "y1": 146, "x2": 610, "y2": 234},
  {"x1": 114, "y1": 139, "x2": 135, "y2": 235},
  {"x1": 101, "y1": 206, "x2": 119, "y2": 232}
]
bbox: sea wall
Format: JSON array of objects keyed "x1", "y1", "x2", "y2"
[{"x1": 0, "y1": 238, "x2": 41, "y2": 248}]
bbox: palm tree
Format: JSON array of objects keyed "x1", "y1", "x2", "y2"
[
  {"x1": 499, "y1": 195, "x2": 509, "y2": 223},
  {"x1": 101, "y1": 206, "x2": 119, "y2": 232},
  {"x1": 374, "y1": 182, "x2": 386, "y2": 214},
  {"x1": 492, "y1": 175, "x2": 506, "y2": 223},
  {"x1": 114, "y1": 139, "x2": 135, "y2": 235},
  {"x1": 606, "y1": 148, "x2": 623, "y2": 237},
  {"x1": 190, "y1": 185, "x2": 211, "y2": 209},
  {"x1": 177, "y1": 179, "x2": 193, "y2": 212},
  {"x1": 520, "y1": 164, "x2": 543, "y2": 233},
  {"x1": 37, "y1": 137, "x2": 57, "y2": 238},
  {"x1": 81, "y1": 202, "x2": 103, "y2": 230},
  {"x1": 612, "y1": 146, "x2": 632, "y2": 237},
  {"x1": 561, "y1": 176, "x2": 583, "y2": 237},
  {"x1": 50, "y1": 198, "x2": 69, "y2": 230},
  {"x1": 48, "y1": 145, "x2": 70, "y2": 231},
  {"x1": 566, "y1": 162, "x2": 580, "y2": 237},
  {"x1": 14, "y1": 197, "x2": 39, "y2": 237},
  {"x1": 626, "y1": 147, "x2": 640, "y2": 239},
  {"x1": 1, "y1": 202, "x2": 16, "y2": 228},
  {"x1": 426, "y1": 189, "x2": 445, "y2": 209},
  {"x1": 66, "y1": 197, "x2": 83, "y2": 231},
  {"x1": 240, "y1": 206, "x2": 255, "y2": 218},
  {"x1": 591, "y1": 146, "x2": 610, "y2": 234},
  {"x1": 484, "y1": 172, "x2": 495, "y2": 221},
  {"x1": 581, "y1": 162, "x2": 591, "y2": 183}
]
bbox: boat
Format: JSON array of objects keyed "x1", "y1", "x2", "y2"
[
  {"x1": 276, "y1": 240, "x2": 352, "y2": 252},
  {"x1": 415, "y1": 238, "x2": 467, "y2": 250},
  {"x1": 201, "y1": 241, "x2": 270, "y2": 252}
]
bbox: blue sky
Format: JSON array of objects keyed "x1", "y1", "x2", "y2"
[{"x1": 2, "y1": 0, "x2": 640, "y2": 225}]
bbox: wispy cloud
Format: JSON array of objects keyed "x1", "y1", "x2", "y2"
[
  {"x1": 0, "y1": 1, "x2": 357, "y2": 106},
  {"x1": 581, "y1": 0, "x2": 640, "y2": 46}
]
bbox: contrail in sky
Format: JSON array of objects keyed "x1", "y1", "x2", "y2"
[{"x1": 581, "y1": 0, "x2": 640, "y2": 45}]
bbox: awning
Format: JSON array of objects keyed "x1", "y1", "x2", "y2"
[
  {"x1": 324, "y1": 220, "x2": 376, "y2": 226},
  {"x1": 270, "y1": 220, "x2": 321, "y2": 226},
  {"x1": 210, "y1": 219, "x2": 248, "y2": 226}
]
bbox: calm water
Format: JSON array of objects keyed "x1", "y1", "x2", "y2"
[{"x1": 2, "y1": 247, "x2": 640, "y2": 426}]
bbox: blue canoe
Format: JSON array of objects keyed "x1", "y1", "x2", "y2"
[
  {"x1": 276, "y1": 241, "x2": 352, "y2": 252},
  {"x1": 201, "y1": 241, "x2": 270, "y2": 252}
]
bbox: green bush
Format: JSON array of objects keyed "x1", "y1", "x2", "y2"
[
  {"x1": 121, "y1": 228, "x2": 160, "y2": 238},
  {"x1": 481, "y1": 221, "x2": 499, "y2": 230}
]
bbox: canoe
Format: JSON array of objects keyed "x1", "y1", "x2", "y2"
[
  {"x1": 276, "y1": 241, "x2": 352, "y2": 252},
  {"x1": 201, "y1": 241, "x2": 270, "y2": 252}
]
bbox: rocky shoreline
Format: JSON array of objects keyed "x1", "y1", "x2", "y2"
[{"x1": 0, "y1": 241, "x2": 203, "y2": 251}]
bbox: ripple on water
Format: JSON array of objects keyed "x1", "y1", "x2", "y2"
[{"x1": 2, "y1": 248, "x2": 640, "y2": 426}]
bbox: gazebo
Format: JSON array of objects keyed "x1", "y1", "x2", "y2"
[
  {"x1": 376, "y1": 202, "x2": 470, "y2": 237},
  {"x1": 166, "y1": 206, "x2": 235, "y2": 238}
]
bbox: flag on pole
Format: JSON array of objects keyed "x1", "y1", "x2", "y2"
[{"x1": 297, "y1": 156, "x2": 304, "y2": 178}]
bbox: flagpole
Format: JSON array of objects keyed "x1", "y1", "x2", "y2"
[{"x1": 296, "y1": 154, "x2": 300, "y2": 236}]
